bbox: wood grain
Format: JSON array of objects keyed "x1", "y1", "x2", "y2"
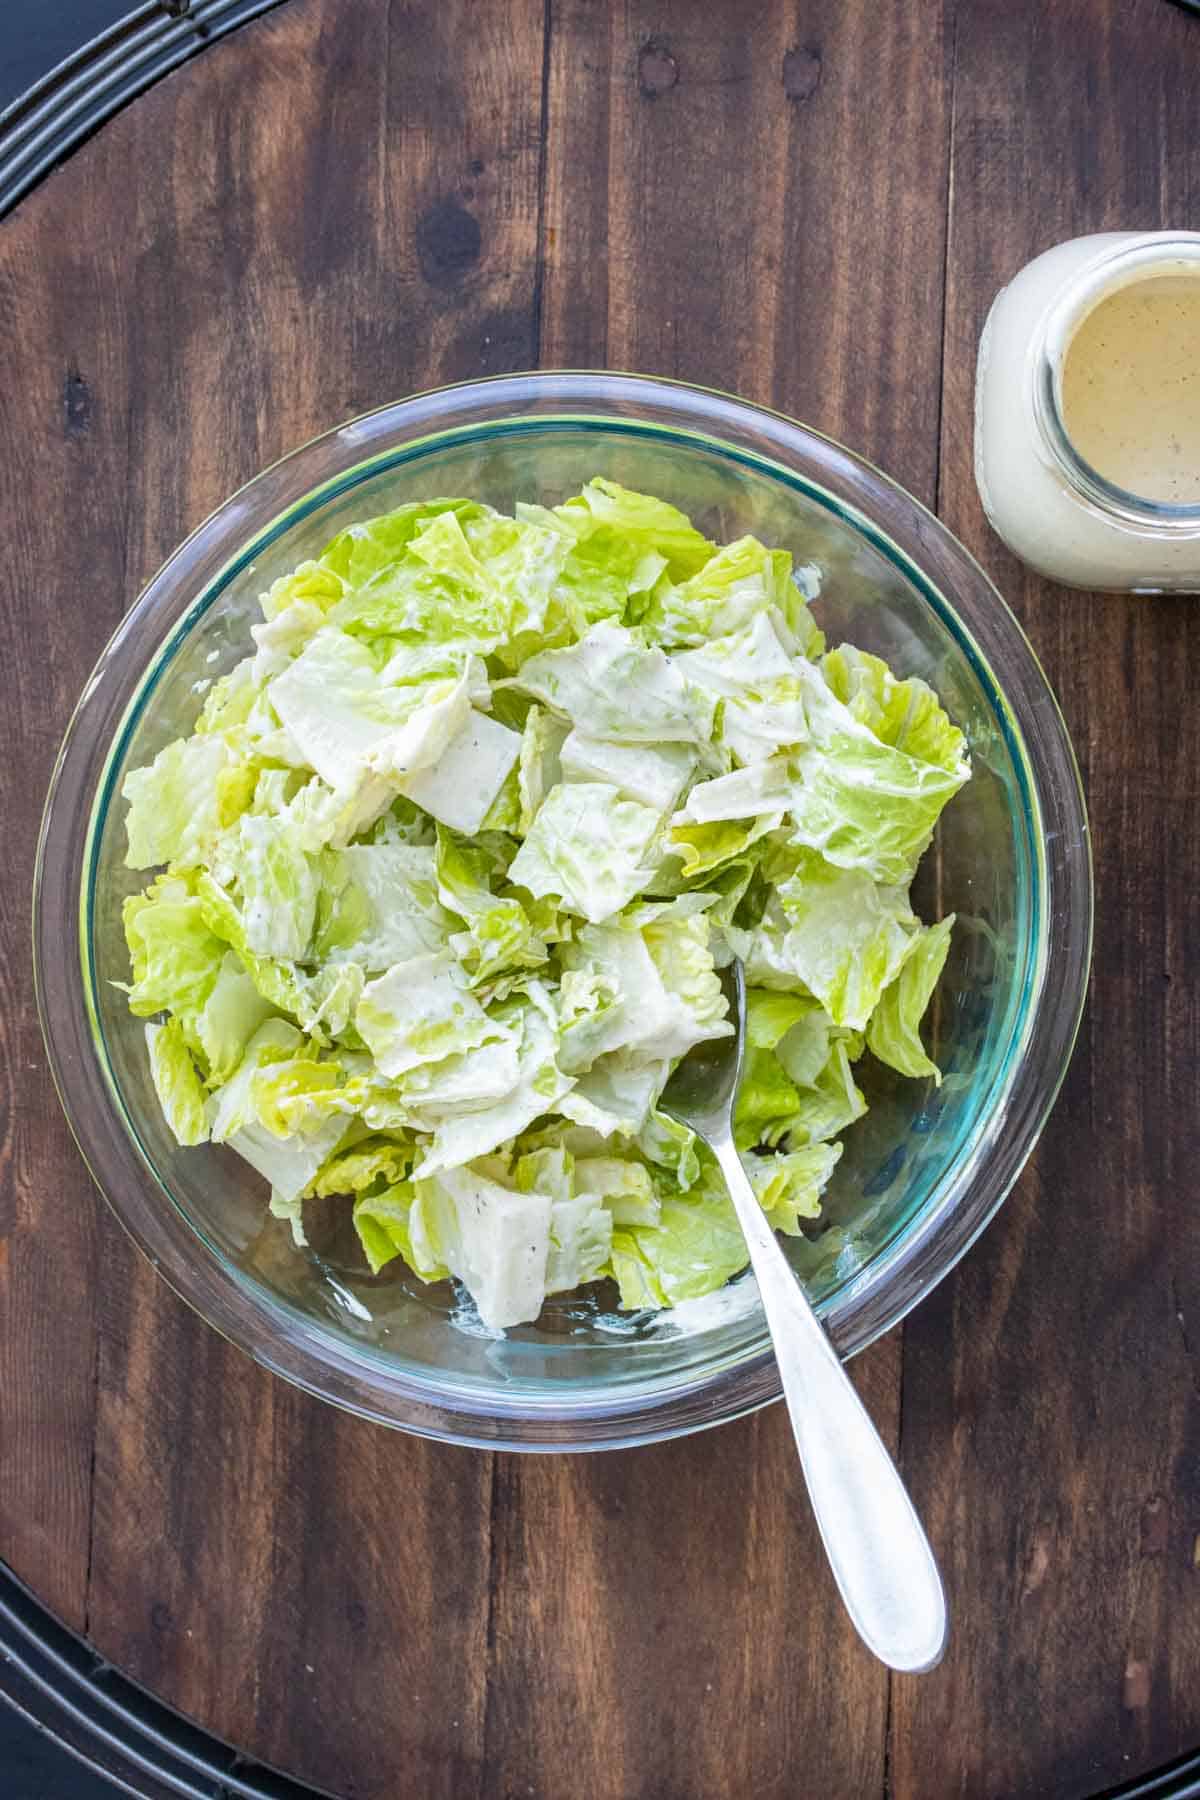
[
  {"x1": 1, "y1": 0, "x2": 1199, "y2": 1794},
  {"x1": 493, "y1": 5, "x2": 956, "y2": 1796},
  {"x1": 892, "y1": 2, "x2": 1200, "y2": 1795},
  {"x1": 80, "y1": 0, "x2": 550, "y2": 1789},
  {"x1": 0, "y1": 99, "x2": 135, "y2": 1629},
  {"x1": 4, "y1": 0, "x2": 545, "y2": 1792},
  {"x1": 540, "y1": 0, "x2": 953, "y2": 496}
]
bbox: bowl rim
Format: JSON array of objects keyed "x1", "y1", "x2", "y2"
[{"x1": 33, "y1": 371, "x2": 1093, "y2": 1450}]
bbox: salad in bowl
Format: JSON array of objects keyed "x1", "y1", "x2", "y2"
[{"x1": 118, "y1": 477, "x2": 968, "y2": 1332}]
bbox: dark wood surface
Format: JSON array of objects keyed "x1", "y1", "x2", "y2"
[{"x1": 0, "y1": 0, "x2": 1197, "y2": 1794}]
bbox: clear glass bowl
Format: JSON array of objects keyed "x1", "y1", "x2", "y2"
[{"x1": 33, "y1": 374, "x2": 1092, "y2": 1450}]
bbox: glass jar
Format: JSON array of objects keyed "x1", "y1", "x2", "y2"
[{"x1": 975, "y1": 231, "x2": 1200, "y2": 591}]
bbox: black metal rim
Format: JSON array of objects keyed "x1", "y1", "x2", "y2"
[
  {"x1": 3, "y1": 1553, "x2": 1200, "y2": 1800},
  {"x1": 0, "y1": 1558, "x2": 331, "y2": 1797},
  {"x1": 0, "y1": 0, "x2": 293, "y2": 219},
  {"x1": 2, "y1": 1, "x2": 1200, "y2": 1795}
]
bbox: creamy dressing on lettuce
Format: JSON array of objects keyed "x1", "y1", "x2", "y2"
[{"x1": 121, "y1": 479, "x2": 968, "y2": 1331}]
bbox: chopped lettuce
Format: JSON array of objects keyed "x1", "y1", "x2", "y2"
[
  {"x1": 517, "y1": 706, "x2": 569, "y2": 832},
  {"x1": 396, "y1": 708, "x2": 521, "y2": 834},
  {"x1": 122, "y1": 875, "x2": 226, "y2": 1018},
  {"x1": 355, "y1": 951, "x2": 509, "y2": 1078},
  {"x1": 821, "y1": 644, "x2": 967, "y2": 772},
  {"x1": 742, "y1": 1142, "x2": 841, "y2": 1233},
  {"x1": 123, "y1": 734, "x2": 253, "y2": 871},
  {"x1": 508, "y1": 781, "x2": 662, "y2": 923},
  {"x1": 679, "y1": 737, "x2": 967, "y2": 886},
  {"x1": 413, "y1": 986, "x2": 573, "y2": 1178},
  {"x1": 547, "y1": 476, "x2": 715, "y2": 578},
  {"x1": 560, "y1": 730, "x2": 695, "y2": 812},
  {"x1": 183, "y1": 951, "x2": 275, "y2": 1086},
  {"x1": 145, "y1": 1018, "x2": 210, "y2": 1146},
  {"x1": 306, "y1": 1135, "x2": 413, "y2": 1198},
  {"x1": 727, "y1": 850, "x2": 918, "y2": 1029},
  {"x1": 120, "y1": 477, "x2": 967, "y2": 1330},
  {"x1": 867, "y1": 915, "x2": 955, "y2": 1082},
  {"x1": 410, "y1": 1163, "x2": 552, "y2": 1329},
  {"x1": 504, "y1": 622, "x2": 717, "y2": 746},
  {"x1": 607, "y1": 1157, "x2": 749, "y2": 1310},
  {"x1": 317, "y1": 843, "x2": 451, "y2": 970},
  {"x1": 435, "y1": 829, "x2": 548, "y2": 983},
  {"x1": 352, "y1": 1185, "x2": 422, "y2": 1276},
  {"x1": 557, "y1": 904, "x2": 731, "y2": 1069},
  {"x1": 269, "y1": 627, "x2": 473, "y2": 790},
  {"x1": 642, "y1": 535, "x2": 804, "y2": 650},
  {"x1": 208, "y1": 1021, "x2": 351, "y2": 1201}
]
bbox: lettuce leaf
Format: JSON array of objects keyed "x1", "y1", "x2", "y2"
[
  {"x1": 355, "y1": 951, "x2": 510, "y2": 1078},
  {"x1": 305, "y1": 1135, "x2": 413, "y2": 1198},
  {"x1": 742, "y1": 1141, "x2": 841, "y2": 1234},
  {"x1": 548, "y1": 477, "x2": 714, "y2": 578},
  {"x1": 208, "y1": 1021, "x2": 351, "y2": 1200},
  {"x1": 821, "y1": 644, "x2": 967, "y2": 773},
  {"x1": 557, "y1": 904, "x2": 730, "y2": 1068},
  {"x1": 517, "y1": 705, "x2": 569, "y2": 832},
  {"x1": 728, "y1": 850, "x2": 918, "y2": 1029},
  {"x1": 123, "y1": 735, "x2": 253, "y2": 871},
  {"x1": 606, "y1": 1157, "x2": 748, "y2": 1310},
  {"x1": 640, "y1": 534, "x2": 803, "y2": 650},
  {"x1": 435, "y1": 828, "x2": 548, "y2": 984},
  {"x1": 560, "y1": 731, "x2": 696, "y2": 813},
  {"x1": 396, "y1": 708, "x2": 522, "y2": 835},
  {"x1": 504, "y1": 622, "x2": 717, "y2": 746},
  {"x1": 353, "y1": 1184, "x2": 423, "y2": 1276},
  {"x1": 410, "y1": 1162, "x2": 552, "y2": 1329},
  {"x1": 182, "y1": 951, "x2": 275, "y2": 1086},
  {"x1": 122, "y1": 875, "x2": 226, "y2": 1018},
  {"x1": 413, "y1": 986, "x2": 573, "y2": 1179},
  {"x1": 867, "y1": 915, "x2": 955, "y2": 1082},
  {"x1": 574, "y1": 1155, "x2": 661, "y2": 1226},
  {"x1": 508, "y1": 781, "x2": 662, "y2": 924},
  {"x1": 680, "y1": 738, "x2": 967, "y2": 886},
  {"x1": 316, "y1": 843, "x2": 451, "y2": 970},
  {"x1": 145, "y1": 1018, "x2": 210, "y2": 1146}
]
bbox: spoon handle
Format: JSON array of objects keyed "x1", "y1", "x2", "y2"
[{"x1": 711, "y1": 1133, "x2": 948, "y2": 1673}]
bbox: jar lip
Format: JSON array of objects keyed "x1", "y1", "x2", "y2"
[{"x1": 1033, "y1": 232, "x2": 1200, "y2": 528}]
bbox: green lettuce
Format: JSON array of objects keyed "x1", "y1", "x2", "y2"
[
  {"x1": 145, "y1": 1018, "x2": 210, "y2": 1146},
  {"x1": 821, "y1": 644, "x2": 967, "y2": 772},
  {"x1": 122, "y1": 875, "x2": 226, "y2": 1018},
  {"x1": 355, "y1": 950, "x2": 510, "y2": 1078},
  {"x1": 505, "y1": 621, "x2": 717, "y2": 746},
  {"x1": 867, "y1": 915, "x2": 955, "y2": 1082},
  {"x1": 123, "y1": 735, "x2": 253, "y2": 871},
  {"x1": 121, "y1": 476, "x2": 967, "y2": 1330},
  {"x1": 353, "y1": 1184, "x2": 423, "y2": 1276},
  {"x1": 607, "y1": 1156, "x2": 748, "y2": 1310},
  {"x1": 727, "y1": 851, "x2": 918, "y2": 1030},
  {"x1": 742, "y1": 1142, "x2": 841, "y2": 1233},
  {"x1": 508, "y1": 781, "x2": 662, "y2": 924}
]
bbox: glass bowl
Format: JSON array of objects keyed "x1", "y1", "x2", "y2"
[{"x1": 33, "y1": 373, "x2": 1092, "y2": 1451}]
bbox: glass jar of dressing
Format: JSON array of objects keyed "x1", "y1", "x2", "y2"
[{"x1": 975, "y1": 231, "x2": 1200, "y2": 590}]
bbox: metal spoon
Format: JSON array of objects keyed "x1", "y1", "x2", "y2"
[{"x1": 661, "y1": 961, "x2": 948, "y2": 1673}]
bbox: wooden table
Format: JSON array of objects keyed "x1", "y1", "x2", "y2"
[{"x1": 2, "y1": 1, "x2": 1198, "y2": 1794}]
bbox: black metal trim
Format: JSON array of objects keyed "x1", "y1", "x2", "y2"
[
  {"x1": 4, "y1": 1544, "x2": 1200, "y2": 1800},
  {"x1": 1108, "y1": 1753, "x2": 1200, "y2": 1800},
  {"x1": 0, "y1": 0, "x2": 293, "y2": 219},
  {"x1": 0, "y1": 1559, "x2": 331, "y2": 1797}
]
